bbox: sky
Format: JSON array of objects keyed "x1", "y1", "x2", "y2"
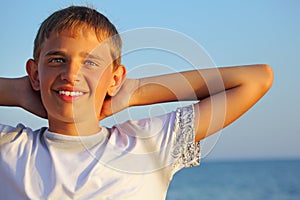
[{"x1": 0, "y1": 0, "x2": 299, "y2": 161}]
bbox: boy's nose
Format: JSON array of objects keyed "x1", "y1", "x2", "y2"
[{"x1": 60, "y1": 62, "x2": 81, "y2": 85}]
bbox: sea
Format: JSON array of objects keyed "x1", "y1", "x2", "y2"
[{"x1": 166, "y1": 159, "x2": 300, "y2": 200}]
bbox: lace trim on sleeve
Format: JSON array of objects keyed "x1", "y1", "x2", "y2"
[{"x1": 171, "y1": 104, "x2": 201, "y2": 172}]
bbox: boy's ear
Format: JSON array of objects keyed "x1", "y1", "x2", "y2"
[
  {"x1": 26, "y1": 59, "x2": 40, "y2": 91},
  {"x1": 107, "y1": 65, "x2": 126, "y2": 96}
]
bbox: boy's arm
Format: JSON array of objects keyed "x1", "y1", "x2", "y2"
[
  {"x1": 0, "y1": 76, "x2": 47, "y2": 118},
  {"x1": 134, "y1": 64, "x2": 273, "y2": 141},
  {"x1": 101, "y1": 64, "x2": 273, "y2": 142}
]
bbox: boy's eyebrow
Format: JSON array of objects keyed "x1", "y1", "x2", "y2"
[
  {"x1": 44, "y1": 50, "x2": 105, "y2": 61},
  {"x1": 44, "y1": 50, "x2": 67, "y2": 57},
  {"x1": 80, "y1": 52, "x2": 105, "y2": 61}
]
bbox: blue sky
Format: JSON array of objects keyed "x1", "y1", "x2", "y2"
[{"x1": 0, "y1": 0, "x2": 299, "y2": 160}]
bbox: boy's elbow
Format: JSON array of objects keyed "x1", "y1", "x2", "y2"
[
  {"x1": 259, "y1": 64, "x2": 274, "y2": 91},
  {"x1": 245, "y1": 64, "x2": 274, "y2": 97}
]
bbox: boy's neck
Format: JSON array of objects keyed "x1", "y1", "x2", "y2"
[{"x1": 48, "y1": 119, "x2": 102, "y2": 136}]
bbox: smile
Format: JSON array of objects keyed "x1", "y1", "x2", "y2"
[{"x1": 58, "y1": 90, "x2": 84, "y2": 97}]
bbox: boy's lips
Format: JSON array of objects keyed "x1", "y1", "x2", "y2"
[
  {"x1": 54, "y1": 86, "x2": 88, "y2": 101},
  {"x1": 58, "y1": 90, "x2": 84, "y2": 97}
]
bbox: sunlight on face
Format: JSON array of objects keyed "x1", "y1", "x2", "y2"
[{"x1": 37, "y1": 28, "x2": 115, "y2": 134}]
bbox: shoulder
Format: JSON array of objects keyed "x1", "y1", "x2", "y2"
[
  {"x1": 111, "y1": 107, "x2": 185, "y2": 140},
  {"x1": 110, "y1": 104, "x2": 194, "y2": 137},
  {"x1": 0, "y1": 123, "x2": 46, "y2": 145},
  {"x1": 101, "y1": 105, "x2": 198, "y2": 173}
]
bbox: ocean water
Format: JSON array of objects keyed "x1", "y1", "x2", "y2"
[{"x1": 166, "y1": 159, "x2": 300, "y2": 200}]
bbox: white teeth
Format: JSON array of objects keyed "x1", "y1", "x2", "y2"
[{"x1": 58, "y1": 90, "x2": 83, "y2": 97}]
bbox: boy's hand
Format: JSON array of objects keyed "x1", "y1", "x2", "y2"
[
  {"x1": 0, "y1": 76, "x2": 47, "y2": 118},
  {"x1": 99, "y1": 79, "x2": 139, "y2": 120},
  {"x1": 19, "y1": 76, "x2": 47, "y2": 118}
]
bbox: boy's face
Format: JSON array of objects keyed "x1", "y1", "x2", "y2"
[{"x1": 30, "y1": 28, "x2": 123, "y2": 134}]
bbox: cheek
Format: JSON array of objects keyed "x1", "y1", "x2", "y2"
[
  {"x1": 38, "y1": 73, "x2": 55, "y2": 110},
  {"x1": 91, "y1": 73, "x2": 112, "y2": 117},
  {"x1": 90, "y1": 68, "x2": 113, "y2": 100}
]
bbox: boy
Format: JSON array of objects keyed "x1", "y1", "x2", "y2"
[{"x1": 0, "y1": 6, "x2": 273, "y2": 200}]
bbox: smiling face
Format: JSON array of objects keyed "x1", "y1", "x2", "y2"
[{"x1": 27, "y1": 28, "x2": 125, "y2": 135}]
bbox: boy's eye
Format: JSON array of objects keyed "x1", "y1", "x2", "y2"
[
  {"x1": 49, "y1": 58, "x2": 65, "y2": 63},
  {"x1": 84, "y1": 60, "x2": 99, "y2": 67}
]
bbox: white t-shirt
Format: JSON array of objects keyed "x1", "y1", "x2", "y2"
[{"x1": 0, "y1": 105, "x2": 200, "y2": 200}]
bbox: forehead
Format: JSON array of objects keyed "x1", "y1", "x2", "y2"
[{"x1": 41, "y1": 28, "x2": 112, "y2": 59}]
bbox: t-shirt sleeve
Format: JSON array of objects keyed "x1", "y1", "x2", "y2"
[
  {"x1": 105, "y1": 104, "x2": 200, "y2": 174},
  {"x1": 0, "y1": 123, "x2": 27, "y2": 144},
  {"x1": 170, "y1": 104, "x2": 201, "y2": 173}
]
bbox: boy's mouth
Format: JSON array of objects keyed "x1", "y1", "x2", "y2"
[
  {"x1": 54, "y1": 86, "x2": 88, "y2": 102},
  {"x1": 58, "y1": 90, "x2": 84, "y2": 97},
  {"x1": 56, "y1": 89, "x2": 86, "y2": 102}
]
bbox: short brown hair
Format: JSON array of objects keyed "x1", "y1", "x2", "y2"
[{"x1": 33, "y1": 6, "x2": 122, "y2": 69}]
